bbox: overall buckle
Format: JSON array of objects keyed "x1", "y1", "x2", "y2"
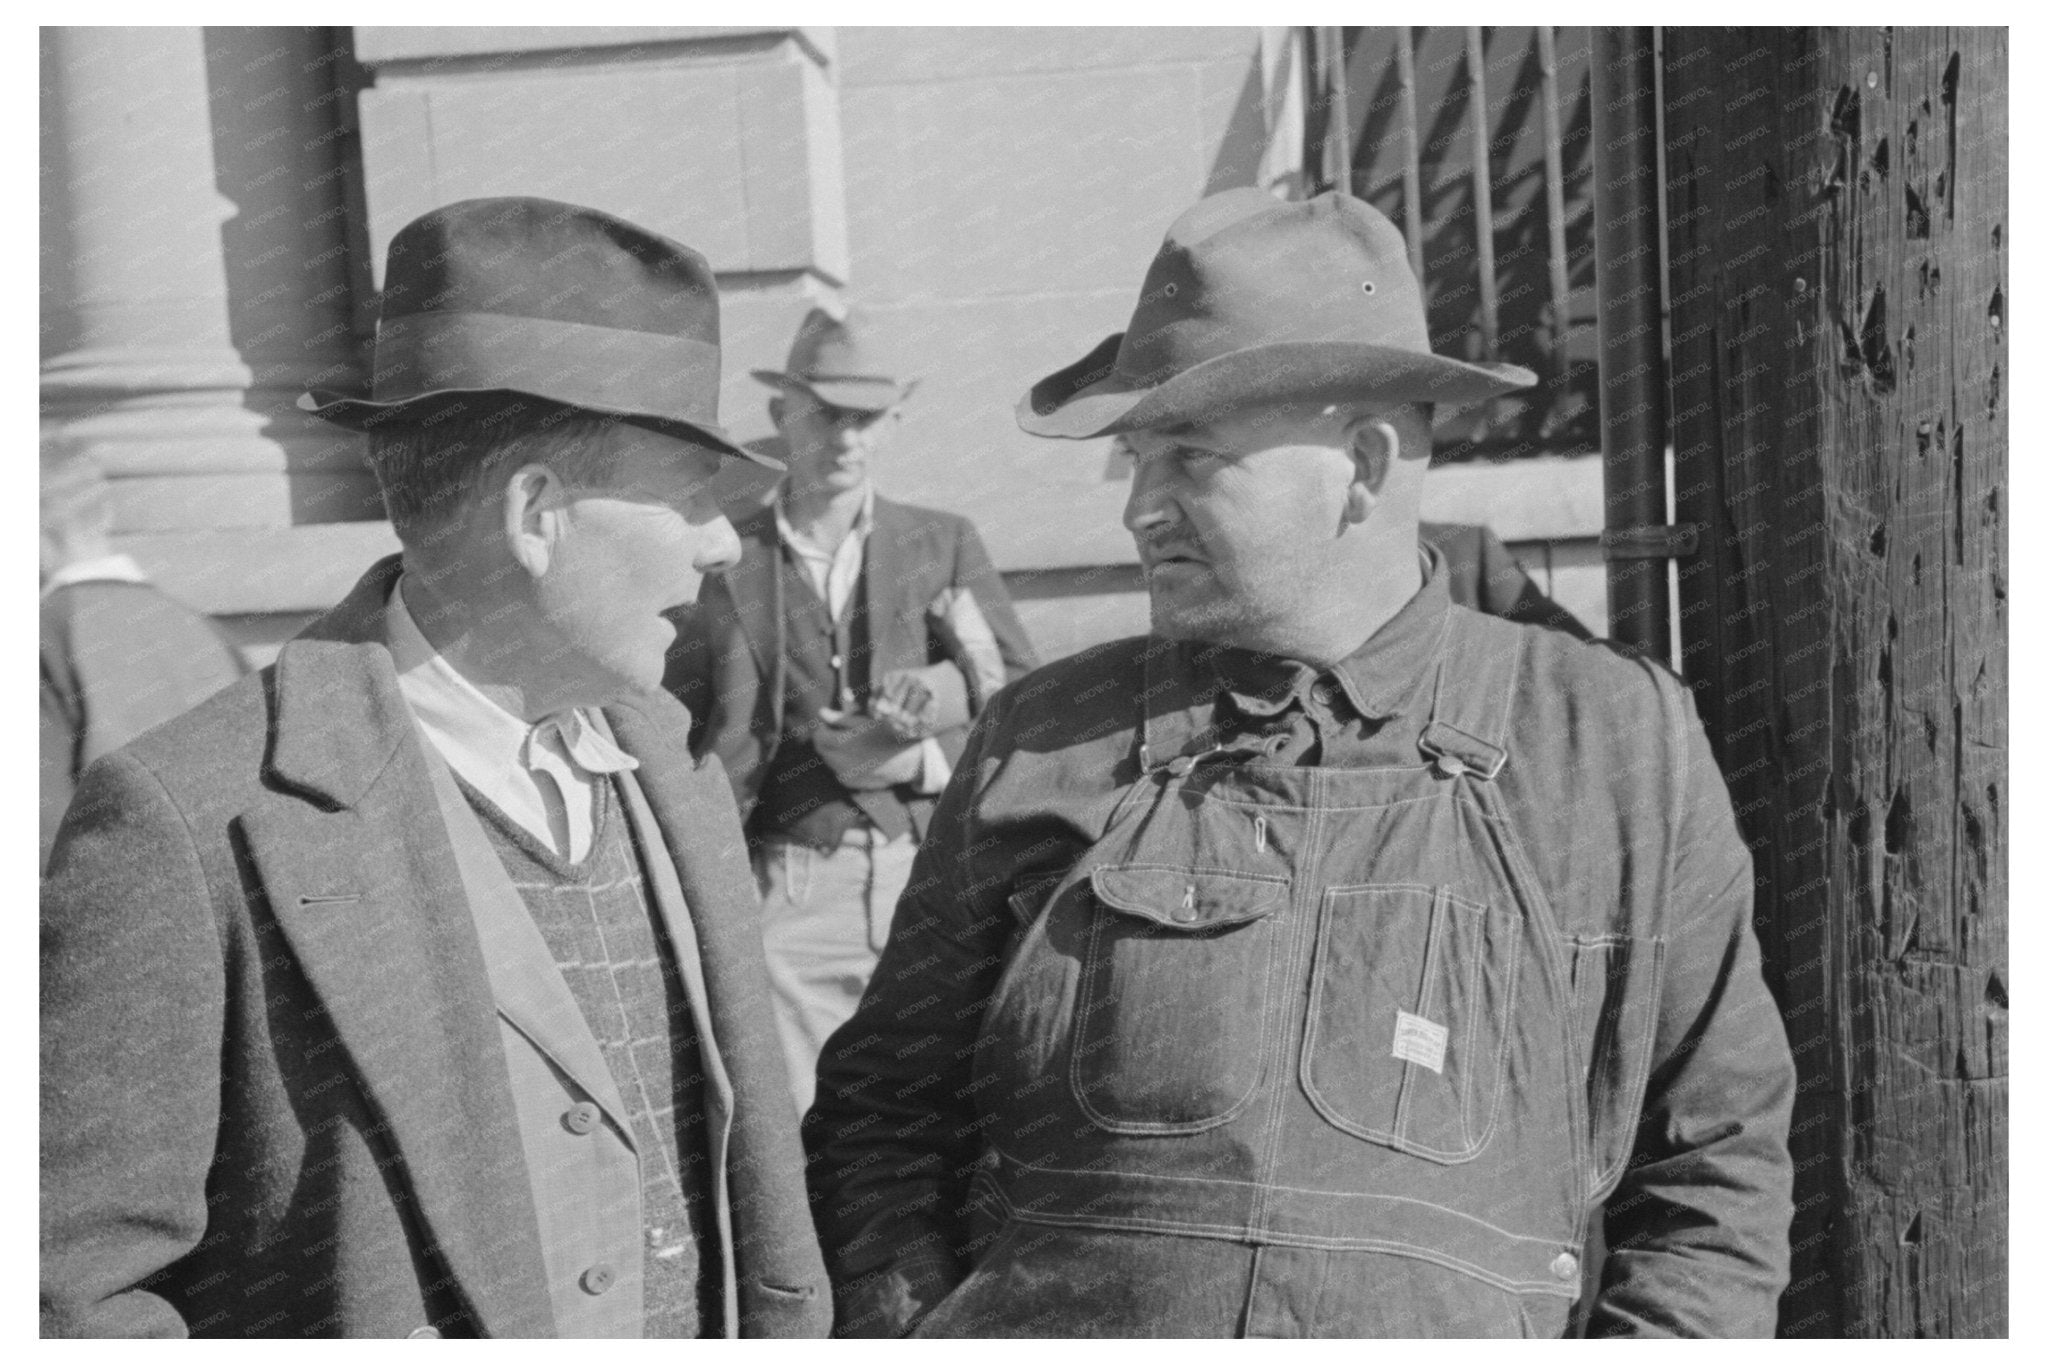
[{"x1": 1417, "y1": 720, "x2": 1507, "y2": 780}]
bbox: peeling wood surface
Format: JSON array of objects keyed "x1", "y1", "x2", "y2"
[{"x1": 1662, "y1": 27, "x2": 2005, "y2": 1338}]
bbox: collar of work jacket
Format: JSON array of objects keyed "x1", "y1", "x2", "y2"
[
  {"x1": 1188, "y1": 542, "x2": 1453, "y2": 726},
  {"x1": 255, "y1": 554, "x2": 764, "y2": 1338}
]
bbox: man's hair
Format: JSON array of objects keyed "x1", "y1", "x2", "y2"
[{"x1": 364, "y1": 395, "x2": 626, "y2": 541}]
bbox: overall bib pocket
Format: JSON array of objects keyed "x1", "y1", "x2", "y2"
[
  {"x1": 1071, "y1": 864, "x2": 1287, "y2": 1134},
  {"x1": 1302, "y1": 883, "x2": 1520, "y2": 1161}
]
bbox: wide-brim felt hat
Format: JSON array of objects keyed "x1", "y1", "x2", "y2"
[
  {"x1": 300, "y1": 197, "x2": 779, "y2": 469},
  {"x1": 1018, "y1": 188, "x2": 1535, "y2": 439},
  {"x1": 751, "y1": 306, "x2": 915, "y2": 414}
]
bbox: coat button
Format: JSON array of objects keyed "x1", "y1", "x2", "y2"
[
  {"x1": 1434, "y1": 753, "x2": 1469, "y2": 777},
  {"x1": 562, "y1": 1102, "x2": 600, "y2": 1135},
  {"x1": 1550, "y1": 1251, "x2": 1580, "y2": 1281},
  {"x1": 406, "y1": 1326, "x2": 441, "y2": 1339},
  {"x1": 581, "y1": 1263, "x2": 617, "y2": 1296}
]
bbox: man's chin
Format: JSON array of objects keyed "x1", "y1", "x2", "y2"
[{"x1": 1147, "y1": 592, "x2": 1251, "y2": 644}]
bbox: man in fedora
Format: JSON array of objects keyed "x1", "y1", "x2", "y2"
[
  {"x1": 804, "y1": 190, "x2": 1795, "y2": 1337},
  {"x1": 665, "y1": 307, "x2": 1037, "y2": 1115},
  {"x1": 42, "y1": 198, "x2": 830, "y2": 1338}
]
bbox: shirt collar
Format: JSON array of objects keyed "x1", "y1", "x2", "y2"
[
  {"x1": 41, "y1": 553, "x2": 149, "y2": 598},
  {"x1": 385, "y1": 576, "x2": 638, "y2": 780},
  {"x1": 1201, "y1": 541, "x2": 1454, "y2": 724},
  {"x1": 774, "y1": 481, "x2": 875, "y2": 555}
]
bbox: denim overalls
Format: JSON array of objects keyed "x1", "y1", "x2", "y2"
[{"x1": 920, "y1": 610, "x2": 1591, "y2": 1336}]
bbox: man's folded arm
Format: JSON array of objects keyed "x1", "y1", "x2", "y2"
[
  {"x1": 948, "y1": 521, "x2": 1039, "y2": 689},
  {"x1": 41, "y1": 752, "x2": 225, "y2": 1338},
  {"x1": 802, "y1": 703, "x2": 1018, "y2": 1336},
  {"x1": 1590, "y1": 689, "x2": 1797, "y2": 1337}
]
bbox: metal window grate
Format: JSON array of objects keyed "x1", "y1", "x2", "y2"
[{"x1": 1306, "y1": 26, "x2": 1600, "y2": 460}]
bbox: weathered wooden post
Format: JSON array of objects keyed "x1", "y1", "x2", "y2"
[{"x1": 1660, "y1": 28, "x2": 2006, "y2": 1337}]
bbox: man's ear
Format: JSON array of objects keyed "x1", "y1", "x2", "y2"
[
  {"x1": 504, "y1": 463, "x2": 565, "y2": 578},
  {"x1": 1342, "y1": 417, "x2": 1401, "y2": 524}
]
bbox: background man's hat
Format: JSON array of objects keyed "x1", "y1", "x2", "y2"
[
  {"x1": 299, "y1": 196, "x2": 779, "y2": 468},
  {"x1": 1018, "y1": 188, "x2": 1535, "y2": 439},
  {"x1": 751, "y1": 307, "x2": 915, "y2": 414}
]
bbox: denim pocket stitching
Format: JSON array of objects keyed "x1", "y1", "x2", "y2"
[
  {"x1": 1069, "y1": 870, "x2": 1282, "y2": 1135},
  {"x1": 1302, "y1": 884, "x2": 1519, "y2": 1164}
]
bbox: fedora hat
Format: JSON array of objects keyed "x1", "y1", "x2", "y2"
[
  {"x1": 300, "y1": 197, "x2": 779, "y2": 468},
  {"x1": 1018, "y1": 188, "x2": 1534, "y2": 439},
  {"x1": 751, "y1": 307, "x2": 915, "y2": 414}
]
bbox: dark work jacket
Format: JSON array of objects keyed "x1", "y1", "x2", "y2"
[
  {"x1": 805, "y1": 551, "x2": 1792, "y2": 1338},
  {"x1": 665, "y1": 498, "x2": 1039, "y2": 841},
  {"x1": 1418, "y1": 521, "x2": 1591, "y2": 640},
  {"x1": 40, "y1": 557, "x2": 831, "y2": 1339}
]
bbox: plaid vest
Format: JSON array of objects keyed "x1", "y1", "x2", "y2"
[{"x1": 464, "y1": 778, "x2": 719, "y2": 1337}]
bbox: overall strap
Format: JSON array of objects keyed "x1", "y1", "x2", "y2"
[
  {"x1": 1007, "y1": 638, "x2": 1231, "y2": 930},
  {"x1": 1417, "y1": 609, "x2": 1526, "y2": 781}
]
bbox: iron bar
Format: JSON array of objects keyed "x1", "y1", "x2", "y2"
[
  {"x1": 1465, "y1": 27, "x2": 1500, "y2": 360},
  {"x1": 1536, "y1": 27, "x2": 1575, "y2": 393},
  {"x1": 1394, "y1": 28, "x2": 1425, "y2": 280},
  {"x1": 1589, "y1": 25, "x2": 1673, "y2": 658},
  {"x1": 1322, "y1": 27, "x2": 1353, "y2": 195}
]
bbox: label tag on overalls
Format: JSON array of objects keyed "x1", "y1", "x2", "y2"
[{"x1": 1392, "y1": 1010, "x2": 1449, "y2": 1073}]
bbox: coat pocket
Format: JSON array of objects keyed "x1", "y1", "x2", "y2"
[
  {"x1": 1070, "y1": 864, "x2": 1288, "y2": 1134},
  {"x1": 1566, "y1": 935, "x2": 1665, "y2": 1193},
  {"x1": 1302, "y1": 884, "x2": 1520, "y2": 1162}
]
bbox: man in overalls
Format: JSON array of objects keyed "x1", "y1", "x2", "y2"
[{"x1": 803, "y1": 189, "x2": 1796, "y2": 1338}]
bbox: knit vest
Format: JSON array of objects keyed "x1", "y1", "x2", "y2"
[
  {"x1": 462, "y1": 778, "x2": 720, "y2": 1338},
  {"x1": 751, "y1": 548, "x2": 936, "y2": 850}
]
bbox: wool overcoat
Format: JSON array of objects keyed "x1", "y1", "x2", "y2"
[{"x1": 40, "y1": 556, "x2": 831, "y2": 1339}]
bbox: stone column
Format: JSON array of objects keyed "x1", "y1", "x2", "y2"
[{"x1": 40, "y1": 25, "x2": 375, "y2": 534}]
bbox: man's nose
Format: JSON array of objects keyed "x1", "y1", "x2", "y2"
[
  {"x1": 696, "y1": 514, "x2": 743, "y2": 574},
  {"x1": 1121, "y1": 455, "x2": 1178, "y2": 539}
]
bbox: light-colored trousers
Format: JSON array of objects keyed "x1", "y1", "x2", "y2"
[{"x1": 753, "y1": 826, "x2": 919, "y2": 1115}]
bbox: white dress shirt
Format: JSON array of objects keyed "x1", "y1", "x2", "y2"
[
  {"x1": 774, "y1": 486, "x2": 949, "y2": 794},
  {"x1": 385, "y1": 577, "x2": 637, "y2": 861}
]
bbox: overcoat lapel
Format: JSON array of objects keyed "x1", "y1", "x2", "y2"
[
  {"x1": 249, "y1": 557, "x2": 556, "y2": 1338},
  {"x1": 604, "y1": 694, "x2": 780, "y2": 1080},
  {"x1": 603, "y1": 694, "x2": 763, "y2": 979},
  {"x1": 418, "y1": 747, "x2": 635, "y2": 1139}
]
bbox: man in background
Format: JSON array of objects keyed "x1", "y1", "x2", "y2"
[
  {"x1": 665, "y1": 307, "x2": 1037, "y2": 1115},
  {"x1": 40, "y1": 439, "x2": 247, "y2": 868}
]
